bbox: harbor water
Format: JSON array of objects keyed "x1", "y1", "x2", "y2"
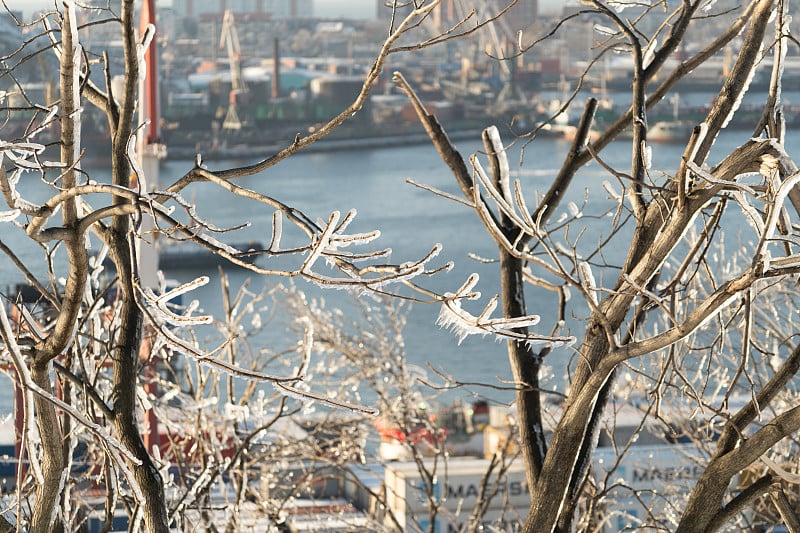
[{"x1": 0, "y1": 116, "x2": 793, "y2": 415}]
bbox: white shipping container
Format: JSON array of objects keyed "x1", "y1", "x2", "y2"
[
  {"x1": 593, "y1": 443, "x2": 703, "y2": 531},
  {"x1": 384, "y1": 458, "x2": 529, "y2": 529},
  {"x1": 594, "y1": 443, "x2": 703, "y2": 492}
]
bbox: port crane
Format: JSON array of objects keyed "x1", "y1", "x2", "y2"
[{"x1": 219, "y1": 9, "x2": 247, "y2": 132}]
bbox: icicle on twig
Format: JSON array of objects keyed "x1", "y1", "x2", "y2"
[
  {"x1": 436, "y1": 274, "x2": 576, "y2": 347},
  {"x1": 140, "y1": 278, "x2": 213, "y2": 327}
]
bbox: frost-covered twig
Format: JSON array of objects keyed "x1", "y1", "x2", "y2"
[
  {"x1": 136, "y1": 278, "x2": 379, "y2": 415},
  {"x1": 436, "y1": 274, "x2": 576, "y2": 347},
  {"x1": 0, "y1": 303, "x2": 142, "y2": 466},
  {"x1": 136, "y1": 282, "x2": 297, "y2": 383},
  {"x1": 754, "y1": 172, "x2": 800, "y2": 268},
  {"x1": 273, "y1": 382, "x2": 379, "y2": 417},
  {"x1": 405, "y1": 179, "x2": 475, "y2": 208}
]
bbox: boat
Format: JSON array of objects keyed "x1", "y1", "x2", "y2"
[
  {"x1": 646, "y1": 120, "x2": 695, "y2": 143},
  {"x1": 95, "y1": 240, "x2": 264, "y2": 272},
  {"x1": 157, "y1": 240, "x2": 263, "y2": 269},
  {"x1": 375, "y1": 399, "x2": 489, "y2": 461}
]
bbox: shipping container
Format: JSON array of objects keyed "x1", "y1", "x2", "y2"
[
  {"x1": 384, "y1": 458, "x2": 528, "y2": 531},
  {"x1": 593, "y1": 443, "x2": 703, "y2": 532}
]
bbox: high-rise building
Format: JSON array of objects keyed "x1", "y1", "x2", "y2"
[
  {"x1": 374, "y1": 1, "x2": 537, "y2": 30},
  {"x1": 504, "y1": 0, "x2": 537, "y2": 28},
  {"x1": 171, "y1": 0, "x2": 312, "y2": 19}
]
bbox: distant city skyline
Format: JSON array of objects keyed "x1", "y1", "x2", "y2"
[
  {"x1": 5, "y1": 0, "x2": 563, "y2": 19},
  {"x1": 4, "y1": 1, "x2": 372, "y2": 18}
]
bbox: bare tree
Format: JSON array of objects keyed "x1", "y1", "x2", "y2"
[
  {"x1": 263, "y1": 282, "x2": 527, "y2": 533},
  {"x1": 396, "y1": 0, "x2": 800, "y2": 531},
  {"x1": 0, "y1": 1, "x2": 559, "y2": 532}
]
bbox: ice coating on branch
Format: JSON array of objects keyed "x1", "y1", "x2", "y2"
[
  {"x1": 642, "y1": 141, "x2": 652, "y2": 170},
  {"x1": 159, "y1": 276, "x2": 209, "y2": 301},
  {"x1": 304, "y1": 211, "x2": 341, "y2": 272},
  {"x1": 437, "y1": 275, "x2": 576, "y2": 347},
  {"x1": 127, "y1": 134, "x2": 144, "y2": 189},
  {"x1": 137, "y1": 386, "x2": 153, "y2": 411},
  {"x1": 0, "y1": 141, "x2": 46, "y2": 155},
  {"x1": 485, "y1": 126, "x2": 511, "y2": 203},
  {"x1": 137, "y1": 24, "x2": 156, "y2": 83},
  {"x1": 602, "y1": 180, "x2": 622, "y2": 200},
  {"x1": 593, "y1": 24, "x2": 617, "y2": 36},
  {"x1": 140, "y1": 277, "x2": 213, "y2": 327},
  {"x1": 579, "y1": 261, "x2": 599, "y2": 305},
  {"x1": 28, "y1": 106, "x2": 58, "y2": 141},
  {"x1": 756, "y1": 172, "x2": 800, "y2": 267},
  {"x1": 198, "y1": 235, "x2": 243, "y2": 256},
  {"x1": 273, "y1": 382, "x2": 313, "y2": 403},
  {"x1": 478, "y1": 294, "x2": 499, "y2": 322},
  {"x1": 452, "y1": 273, "x2": 482, "y2": 300},
  {"x1": 761, "y1": 455, "x2": 800, "y2": 484},
  {"x1": 0, "y1": 209, "x2": 20, "y2": 222},
  {"x1": 64, "y1": 1, "x2": 79, "y2": 46},
  {"x1": 332, "y1": 229, "x2": 381, "y2": 248},
  {"x1": 556, "y1": 242, "x2": 581, "y2": 259},
  {"x1": 766, "y1": 253, "x2": 800, "y2": 271},
  {"x1": 642, "y1": 38, "x2": 657, "y2": 69},
  {"x1": 471, "y1": 155, "x2": 532, "y2": 233},
  {"x1": 269, "y1": 211, "x2": 282, "y2": 251},
  {"x1": 1, "y1": 141, "x2": 48, "y2": 176},
  {"x1": 273, "y1": 382, "x2": 379, "y2": 417},
  {"x1": 732, "y1": 190, "x2": 765, "y2": 236},
  {"x1": 223, "y1": 402, "x2": 250, "y2": 423},
  {"x1": 721, "y1": 41, "x2": 763, "y2": 129},
  {"x1": 437, "y1": 298, "x2": 575, "y2": 347},
  {"x1": 608, "y1": 0, "x2": 650, "y2": 12}
]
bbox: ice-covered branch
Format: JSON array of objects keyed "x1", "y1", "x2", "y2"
[
  {"x1": 139, "y1": 277, "x2": 213, "y2": 327},
  {"x1": 0, "y1": 302, "x2": 142, "y2": 467},
  {"x1": 754, "y1": 172, "x2": 800, "y2": 267},
  {"x1": 273, "y1": 382, "x2": 379, "y2": 417},
  {"x1": 472, "y1": 154, "x2": 533, "y2": 233},
  {"x1": 436, "y1": 274, "x2": 576, "y2": 347}
]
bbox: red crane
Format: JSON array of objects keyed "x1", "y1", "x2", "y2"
[
  {"x1": 139, "y1": 0, "x2": 162, "y2": 453},
  {"x1": 140, "y1": 0, "x2": 159, "y2": 146}
]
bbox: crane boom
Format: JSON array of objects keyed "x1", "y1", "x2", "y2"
[{"x1": 219, "y1": 9, "x2": 247, "y2": 131}]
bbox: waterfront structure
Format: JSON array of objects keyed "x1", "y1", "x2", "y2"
[{"x1": 172, "y1": 0, "x2": 312, "y2": 19}]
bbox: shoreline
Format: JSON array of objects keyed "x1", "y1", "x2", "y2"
[{"x1": 163, "y1": 128, "x2": 487, "y2": 162}]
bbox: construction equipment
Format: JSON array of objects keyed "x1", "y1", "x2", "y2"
[{"x1": 219, "y1": 9, "x2": 248, "y2": 131}]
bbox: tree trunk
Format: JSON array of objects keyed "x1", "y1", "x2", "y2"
[
  {"x1": 499, "y1": 252, "x2": 545, "y2": 490},
  {"x1": 30, "y1": 363, "x2": 65, "y2": 533},
  {"x1": 110, "y1": 239, "x2": 170, "y2": 533}
]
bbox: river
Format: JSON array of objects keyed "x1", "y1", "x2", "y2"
[{"x1": 0, "y1": 115, "x2": 794, "y2": 414}]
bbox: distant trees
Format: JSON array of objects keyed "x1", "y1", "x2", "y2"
[
  {"x1": 0, "y1": 1, "x2": 540, "y2": 532},
  {"x1": 395, "y1": 0, "x2": 800, "y2": 531}
]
